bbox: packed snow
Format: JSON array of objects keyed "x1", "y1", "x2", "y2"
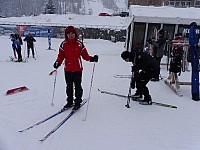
[
  {"x1": 0, "y1": 4, "x2": 200, "y2": 149},
  {"x1": 0, "y1": 34, "x2": 200, "y2": 150}
]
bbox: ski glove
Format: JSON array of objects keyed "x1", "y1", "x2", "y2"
[
  {"x1": 90, "y1": 55, "x2": 98, "y2": 62},
  {"x1": 53, "y1": 61, "x2": 61, "y2": 69}
]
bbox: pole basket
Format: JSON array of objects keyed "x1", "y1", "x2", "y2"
[{"x1": 6, "y1": 86, "x2": 29, "y2": 95}]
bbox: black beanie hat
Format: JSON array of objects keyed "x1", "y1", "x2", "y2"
[
  {"x1": 158, "y1": 29, "x2": 164, "y2": 35},
  {"x1": 121, "y1": 51, "x2": 131, "y2": 60}
]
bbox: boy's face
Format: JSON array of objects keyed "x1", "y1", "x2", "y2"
[{"x1": 67, "y1": 32, "x2": 75, "y2": 40}]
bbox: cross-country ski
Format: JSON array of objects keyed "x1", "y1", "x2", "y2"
[
  {"x1": 39, "y1": 100, "x2": 88, "y2": 142},
  {"x1": 98, "y1": 89, "x2": 177, "y2": 109}
]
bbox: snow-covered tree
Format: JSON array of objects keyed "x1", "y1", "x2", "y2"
[{"x1": 44, "y1": 0, "x2": 56, "y2": 14}]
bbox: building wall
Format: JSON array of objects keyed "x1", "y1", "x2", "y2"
[
  {"x1": 128, "y1": 0, "x2": 196, "y2": 7},
  {"x1": 128, "y1": 0, "x2": 163, "y2": 7}
]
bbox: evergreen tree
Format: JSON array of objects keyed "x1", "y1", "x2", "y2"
[{"x1": 44, "y1": 0, "x2": 56, "y2": 14}]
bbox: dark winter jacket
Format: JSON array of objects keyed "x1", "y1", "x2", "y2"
[
  {"x1": 130, "y1": 52, "x2": 159, "y2": 78},
  {"x1": 152, "y1": 36, "x2": 166, "y2": 58},
  {"x1": 24, "y1": 36, "x2": 36, "y2": 46}
]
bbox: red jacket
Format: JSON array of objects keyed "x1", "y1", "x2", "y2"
[{"x1": 56, "y1": 39, "x2": 92, "y2": 72}]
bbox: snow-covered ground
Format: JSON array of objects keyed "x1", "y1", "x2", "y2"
[{"x1": 0, "y1": 35, "x2": 200, "y2": 150}]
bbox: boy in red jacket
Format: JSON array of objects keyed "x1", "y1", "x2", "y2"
[{"x1": 53, "y1": 26, "x2": 98, "y2": 110}]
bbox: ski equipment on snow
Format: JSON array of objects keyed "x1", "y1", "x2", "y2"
[
  {"x1": 39, "y1": 100, "x2": 88, "y2": 141},
  {"x1": 9, "y1": 56, "x2": 28, "y2": 63},
  {"x1": 6, "y1": 86, "x2": 29, "y2": 95},
  {"x1": 98, "y1": 89, "x2": 177, "y2": 109},
  {"x1": 83, "y1": 63, "x2": 96, "y2": 121},
  {"x1": 51, "y1": 69, "x2": 57, "y2": 105},
  {"x1": 18, "y1": 104, "x2": 73, "y2": 132}
]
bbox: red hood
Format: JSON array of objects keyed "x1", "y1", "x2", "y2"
[{"x1": 65, "y1": 26, "x2": 78, "y2": 40}]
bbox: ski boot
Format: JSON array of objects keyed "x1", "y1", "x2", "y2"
[
  {"x1": 72, "y1": 103, "x2": 80, "y2": 111},
  {"x1": 139, "y1": 95, "x2": 152, "y2": 105},
  {"x1": 131, "y1": 93, "x2": 143, "y2": 99},
  {"x1": 62, "y1": 102, "x2": 73, "y2": 111}
]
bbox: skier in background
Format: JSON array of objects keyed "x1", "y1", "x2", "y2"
[
  {"x1": 167, "y1": 33, "x2": 183, "y2": 83},
  {"x1": 53, "y1": 26, "x2": 98, "y2": 110},
  {"x1": 10, "y1": 34, "x2": 23, "y2": 62},
  {"x1": 147, "y1": 29, "x2": 166, "y2": 81},
  {"x1": 10, "y1": 34, "x2": 17, "y2": 59},
  {"x1": 24, "y1": 33, "x2": 36, "y2": 58},
  {"x1": 121, "y1": 50, "x2": 159, "y2": 105}
]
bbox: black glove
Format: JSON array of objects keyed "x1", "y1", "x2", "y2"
[
  {"x1": 130, "y1": 78, "x2": 135, "y2": 89},
  {"x1": 147, "y1": 38, "x2": 152, "y2": 44},
  {"x1": 131, "y1": 66, "x2": 137, "y2": 72},
  {"x1": 90, "y1": 55, "x2": 98, "y2": 62},
  {"x1": 53, "y1": 61, "x2": 60, "y2": 69}
]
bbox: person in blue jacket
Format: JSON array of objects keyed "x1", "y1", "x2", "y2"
[
  {"x1": 189, "y1": 22, "x2": 199, "y2": 100},
  {"x1": 12, "y1": 34, "x2": 23, "y2": 62}
]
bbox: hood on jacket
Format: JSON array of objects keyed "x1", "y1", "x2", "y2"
[
  {"x1": 65, "y1": 26, "x2": 78, "y2": 39},
  {"x1": 190, "y1": 22, "x2": 197, "y2": 28}
]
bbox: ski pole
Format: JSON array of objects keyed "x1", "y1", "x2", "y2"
[
  {"x1": 83, "y1": 63, "x2": 96, "y2": 121},
  {"x1": 34, "y1": 43, "x2": 38, "y2": 57},
  {"x1": 51, "y1": 69, "x2": 58, "y2": 106},
  {"x1": 24, "y1": 41, "x2": 26, "y2": 58},
  {"x1": 125, "y1": 77, "x2": 132, "y2": 108},
  {"x1": 125, "y1": 56, "x2": 136, "y2": 108}
]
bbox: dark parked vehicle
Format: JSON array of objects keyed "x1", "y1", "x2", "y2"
[{"x1": 120, "y1": 12, "x2": 129, "y2": 17}]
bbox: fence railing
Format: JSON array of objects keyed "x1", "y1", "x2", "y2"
[{"x1": 0, "y1": 21, "x2": 128, "y2": 30}]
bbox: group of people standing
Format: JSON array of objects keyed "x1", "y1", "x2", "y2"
[
  {"x1": 121, "y1": 22, "x2": 199, "y2": 105},
  {"x1": 9, "y1": 23, "x2": 197, "y2": 110},
  {"x1": 10, "y1": 33, "x2": 36, "y2": 62},
  {"x1": 53, "y1": 25, "x2": 167, "y2": 108}
]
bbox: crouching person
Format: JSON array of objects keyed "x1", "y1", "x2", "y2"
[{"x1": 121, "y1": 51, "x2": 159, "y2": 105}]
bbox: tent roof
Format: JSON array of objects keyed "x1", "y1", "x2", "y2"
[{"x1": 129, "y1": 5, "x2": 200, "y2": 25}]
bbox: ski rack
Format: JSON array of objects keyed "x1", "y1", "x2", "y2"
[
  {"x1": 164, "y1": 73, "x2": 183, "y2": 97},
  {"x1": 164, "y1": 41, "x2": 191, "y2": 97}
]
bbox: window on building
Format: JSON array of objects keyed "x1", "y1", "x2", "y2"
[
  {"x1": 163, "y1": 24, "x2": 176, "y2": 40},
  {"x1": 132, "y1": 22, "x2": 146, "y2": 52},
  {"x1": 170, "y1": 2, "x2": 175, "y2": 6}
]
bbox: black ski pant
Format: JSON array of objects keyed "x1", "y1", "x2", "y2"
[
  {"x1": 16, "y1": 47, "x2": 22, "y2": 61},
  {"x1": 64, "y1": 71, "x2": 83, "y2": 104},
  {"x1": 154, "y1": 56, "x2": 162, "y2": 79},
  {"x1": 27, "y1": 45, "x2": 35, "y2": 57},
  {"x1": 135, "y1": 72, "x2": 152, "y2": 98}
]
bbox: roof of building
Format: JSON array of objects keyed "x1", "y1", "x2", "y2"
[{"x1": 129, "y1": 5, "x2": 200, "y2": 25}]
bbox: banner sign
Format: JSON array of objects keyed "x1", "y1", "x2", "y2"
[{"x1": 21, "y1": 26, "x2": 57, "y2": 37}]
